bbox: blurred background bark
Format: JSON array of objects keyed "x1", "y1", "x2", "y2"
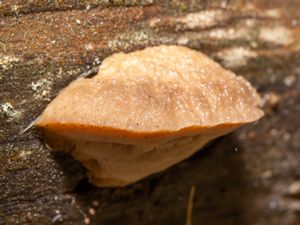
[{"x1": 0, "y1": 0, "x2": 300, "y2": 224}]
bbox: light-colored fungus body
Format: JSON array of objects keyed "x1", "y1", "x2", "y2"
[{"x1": 36, "y1": 45, "x2": 263, "y2": 187}]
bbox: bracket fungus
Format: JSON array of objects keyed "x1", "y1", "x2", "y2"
[{"x1": 36, "y1": 45, "x2": 263, "y2": 187}]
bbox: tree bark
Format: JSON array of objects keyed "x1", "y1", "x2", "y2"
[{"x1": 1, "y1": 0, "x2": 300, "y2": 224}]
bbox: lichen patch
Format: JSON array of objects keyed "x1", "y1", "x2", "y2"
[
  {"x1": 215, "y1": 47, "x2": 257, "y2": 68},
  {"x1": 0, "y1": 55, "x2": 19, "y2": 72},
  {"x1": 263, "y1": 9, "x2": 282, "y2": 19},
  {"x1": 176, "y1": 10, "x2": 229, "y2": 30},
  {"x1": 30, "y1": 78, "x2": 53, "y2": 101},
  {"x1": 259, "y1": 26, "x2": 294, "y2": 46},
  {"x1": 18, "y1": 150, "x2": 33, "y2": 159},
  {"x1": 1, "y1": 102, "x2": 22, "y2": 122},
  {"x1": 176, "y1": 27, "x2": 251, "y2": 46}
]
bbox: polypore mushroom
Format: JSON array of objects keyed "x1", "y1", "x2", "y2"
[{"x1": 36, "y1": 45, "x2": 263, "y2": 187}]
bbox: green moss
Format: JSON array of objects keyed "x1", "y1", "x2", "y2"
[
  {"x1": 109, "y1": 29, "x2": 158, "y2": 51},
  {"x1": 109, "y1": 0, "x2": 153, "y2": 6}
]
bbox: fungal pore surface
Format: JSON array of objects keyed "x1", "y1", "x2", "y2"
[{"x1": 36, "y1": 45, "x2": 263, "y2": 187}]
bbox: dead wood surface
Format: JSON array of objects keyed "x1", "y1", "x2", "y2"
[{"x1": 0, "y1": 0, "x2": 300, "y2": 224}]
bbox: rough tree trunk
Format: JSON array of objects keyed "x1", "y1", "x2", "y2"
[{"x1": 0, "y1": 0, "x2": 300, "y2": 225}]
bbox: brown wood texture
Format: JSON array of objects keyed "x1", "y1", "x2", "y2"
[{"x1": 1, "y1": 0, "x2": 300, "y2": 224}]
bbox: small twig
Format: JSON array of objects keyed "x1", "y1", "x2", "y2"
[
  {"x1": 52, "y1": 214, "x2": 62, "y2": 223},
  {"x1": 19, "y1": 116, "x2": 40, "y2": 135},
  {"x1": 186, "y1": 185, "x2": 196, "y2": 225}
]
